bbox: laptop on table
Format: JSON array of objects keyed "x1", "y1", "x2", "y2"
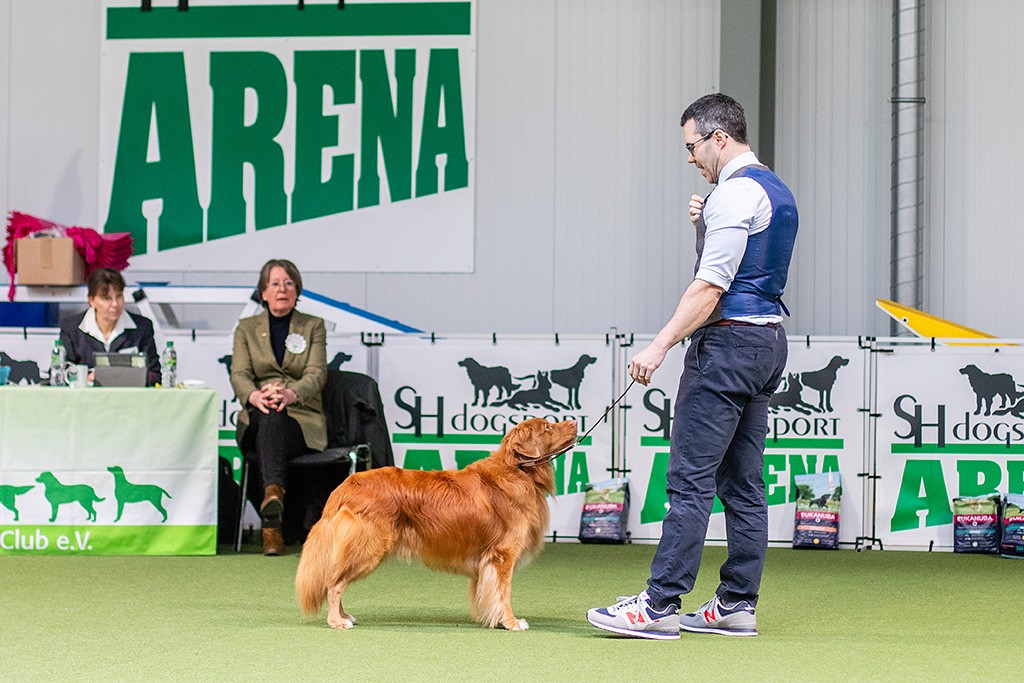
[{"x1": 93, "y1": 352, "x2": 149, "y2": 387}]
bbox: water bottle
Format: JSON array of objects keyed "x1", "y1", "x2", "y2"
[
  {"x1": 160, "y1": 341, "x2": 177, "y2": 389},
  {"x1": 49, "y1": 338, "x2": 66, "y2": 386}
]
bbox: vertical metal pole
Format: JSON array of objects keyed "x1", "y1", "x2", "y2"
[{"x1": 890, "y1": 0, "x2": 926, "y2": 334}]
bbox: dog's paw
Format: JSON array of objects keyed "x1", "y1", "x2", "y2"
[
  {"x1": 328, "y1": 616, "x2": 355, "y2": 630},
  {"x1": 509, "y1": 618, "x2": 529, "y2": 631}
]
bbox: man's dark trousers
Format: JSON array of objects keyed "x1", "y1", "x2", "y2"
[{"x1": 647, "y1": 322, "x2": 788, "y2": 609}]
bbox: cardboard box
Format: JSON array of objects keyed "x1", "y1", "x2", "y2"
[{"x1": 15, "y1": 237, "x2": 86, "y2": 286}]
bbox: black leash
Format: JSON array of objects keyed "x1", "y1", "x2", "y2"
[{"x1": 519, "y1": 379, "x2": 637, "y2": 468}]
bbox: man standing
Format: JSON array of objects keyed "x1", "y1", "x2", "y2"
[{"x1": 587, "y1": 93, "x2": 797, "y2": 640}]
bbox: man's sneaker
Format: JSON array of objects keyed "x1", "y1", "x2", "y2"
[
  {"x1": 679, "y1": 595, "x2": 757, "y2": 636},
  {"x1": 587, "y1": 590, "x2": 680, "y2": 640}
]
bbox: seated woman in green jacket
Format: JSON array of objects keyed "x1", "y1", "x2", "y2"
[{"x1": 230, "y1": 259, "x2": 326, "y2": 556}]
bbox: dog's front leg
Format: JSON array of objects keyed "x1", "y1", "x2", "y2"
[{"x1": 493, "y1": 555, "x2": 527, "y2": 631}]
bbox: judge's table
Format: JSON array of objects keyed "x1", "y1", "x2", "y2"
[{"x1": 0, "y1": 385, "x2": 218, "y2": 555}]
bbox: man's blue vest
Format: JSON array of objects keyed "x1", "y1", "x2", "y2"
[{"x1": 694, "y1": 164, "x2": 798, "y2": 321}]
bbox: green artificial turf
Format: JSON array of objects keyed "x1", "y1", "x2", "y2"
[{"x1": 2, "y1": 543, "x2": 1021, "y2": 681}]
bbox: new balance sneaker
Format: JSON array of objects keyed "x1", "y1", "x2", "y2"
[
  {"x1": 587, "y1": 590, "x2": 680, "y2": 640},
  {"x1": 679, "y1": 595, "x2": 757, "y2": 636}
]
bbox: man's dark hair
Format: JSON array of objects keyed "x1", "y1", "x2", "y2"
[
  {"x1": 86, "y1": 268, "x2": 126, "y2": 298},
  {"x1": 681, "y1": 93, "x2": 748, "y2": 144}
]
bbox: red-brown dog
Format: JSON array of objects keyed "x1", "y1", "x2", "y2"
[{"x1": 295, "y1": 417, "x2": 578, "y2": 630}]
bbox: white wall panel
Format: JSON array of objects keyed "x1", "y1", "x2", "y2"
[
  {"x1": 6, "y1": 0, "x2": 99, "y2": 226},
  {"x1": 550, "y1": 0, "x2": 718, "y2": 333},
  {"x1": 774, "y1": 1, "x2": 891, "y2": 336},
  {"x1": 927, "y1": 2, "x2": 1024, "y2": 338},
  {"x1": 0, "y1": 0, "x2": 10, "y2": 215}
]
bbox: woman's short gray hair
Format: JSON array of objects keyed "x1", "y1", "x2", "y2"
[{"x1": 256, "y1": 259, "x2": 303, "y2": 307}]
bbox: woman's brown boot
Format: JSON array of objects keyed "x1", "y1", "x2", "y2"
[
  {"x1": 262, "y1": 527, "x2": 285, "y2": 556},
  {"x1": 260, "y1": 484, "x2": 285, "y2": 555}
]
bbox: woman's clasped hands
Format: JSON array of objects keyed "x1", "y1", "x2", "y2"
[{"x1": 248, "y1": 382, "x2": 298, "y2": 413}]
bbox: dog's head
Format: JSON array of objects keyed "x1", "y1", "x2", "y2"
[
  {"x1": 107, "y1": 466, "x2": 124, "y2": 475},
  {"x1": 959, "y1": 365, "x2": 977, "y2": 376},
  {"x1": 501, "y1": 418, "x2": 578, "y2": 490},
  {"x1": 35, "y1": 471, "x2": 54, "y2": 484}
]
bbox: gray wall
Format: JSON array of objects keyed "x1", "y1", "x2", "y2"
[
  {"x1": 2, "y1": 1, "x2": 1020, "y2": 337},
  {"x1": 774, "y1": 0, "x2": 892, "y2": 337}
]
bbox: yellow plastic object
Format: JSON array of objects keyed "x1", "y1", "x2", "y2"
[{"x1": 875, "y1": 299, "x2": 1003, "y2": 346}]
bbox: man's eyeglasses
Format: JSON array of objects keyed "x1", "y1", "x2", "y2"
[{"x1": 685, "y1": 130, "x2": 716, "y2": 156}]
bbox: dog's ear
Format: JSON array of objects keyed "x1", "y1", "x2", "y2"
[{"x1": 505, "y1": 422, "x2": 542, "y2": 459}]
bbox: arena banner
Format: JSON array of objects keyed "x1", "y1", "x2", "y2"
[
  {"x1": 624, "y1": 335, "x2": 868, "y2": 547},
  {"x1": 874, "y1": 342, "x2": 1024, "y2": 550},
  {"x1": 99, "y1": 0, "x2": 475, "y2": 273},
  {"x1": 0, "y1": 387, "x2": 218, "y2": 555},
  {"x1": 376, "y1": 335, "x2": 614, "y2": 539}
]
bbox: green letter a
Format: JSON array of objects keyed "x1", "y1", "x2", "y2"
[
  {"x1": 416, "y1": 48, "x2": 468, "y2": 197},
  {"x1": 890, "y1": 459, "x2": 952, "y2": 532},
  {"x1": 105, "y1": 53, "x2": 202, "y2": 254}
]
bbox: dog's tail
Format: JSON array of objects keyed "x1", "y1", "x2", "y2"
[{"x1": 295, "y1": 517, "x2": 335, "y2": 617}]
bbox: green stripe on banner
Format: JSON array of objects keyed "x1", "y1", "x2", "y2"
[
  {"x1": 891, "y1": 442, "x2": 1024, "y2": 454},
  {"x1": 394, "y1": 433, "x2": 593, "y2": 446},
  {"x1": 0, "y1": 525, "x2": 216, "y2": 556},
  {"x1": 765, "y1": 438, "x2": 844, "y2": 449},
  {"x1": 640, "y1": 436, "x2": 844, "y2": 449},
  {"x1": 219, "y1": 429, "x2": 236, "y2": 440},
  {"x1": 106, "y1": 3, "x2": 472, "y2": 39}
]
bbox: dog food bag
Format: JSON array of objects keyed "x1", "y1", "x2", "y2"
[
  {"x1": 792, "y1": 472, "x2": 841, "y2": 549},
  {"x1": 578, "y1": 477, "x2": 629, "y2": 544},
  {"x1": 952, "y1": 493, "x2": 1001, "y2": 554},
  {"x1": 1001, "y1": 494, "x2": 1024, "y2": 559}
]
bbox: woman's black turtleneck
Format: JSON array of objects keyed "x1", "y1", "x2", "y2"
[{"x1": 268, "y1": 309, "x2": 293, "y2": 366}]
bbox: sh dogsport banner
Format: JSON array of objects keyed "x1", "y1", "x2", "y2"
[
  {"x1": 875, "y1": 343, "x2": 1024, "y2": 550},
  {"x1": 100, "y1": 0, "x2": 475, "y2": 273},
  {"x1": 377, "y1": 335, "x2": 614, "y2": 539},
  {"x1": 624, "y1": 336, "x2": 867, "y2": 547}
]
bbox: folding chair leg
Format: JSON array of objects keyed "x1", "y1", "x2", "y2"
[{"x1": 235, "y1": 459, "x2": 249, "y2": 552}]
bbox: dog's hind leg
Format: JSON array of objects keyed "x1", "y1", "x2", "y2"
[
  {"x1": 322, "y1": 511, "x2": 393, "y2": 629},
  {"x1": 327, "y1": 582, "x2": 356, "y2": 630}
]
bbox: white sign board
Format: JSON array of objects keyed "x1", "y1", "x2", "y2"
[{"x1": 99, "y1": 0, "x2": 476, "y2": 273}]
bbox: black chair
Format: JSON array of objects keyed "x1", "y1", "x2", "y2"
[
  {"x1": 233, "y1": 444, "x2": 368, "y2": 552},
  {"x1": 233, "y1": 370, "x2": 393, "y2": 551}
]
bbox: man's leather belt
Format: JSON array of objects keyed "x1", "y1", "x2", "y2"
[{"x1": 710, "y1": 319, "x2": 781, "y2": 329}]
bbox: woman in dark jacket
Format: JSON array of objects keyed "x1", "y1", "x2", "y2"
[{"x1": 59, "y1": 268, "x2": 160, "y2": 385}]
